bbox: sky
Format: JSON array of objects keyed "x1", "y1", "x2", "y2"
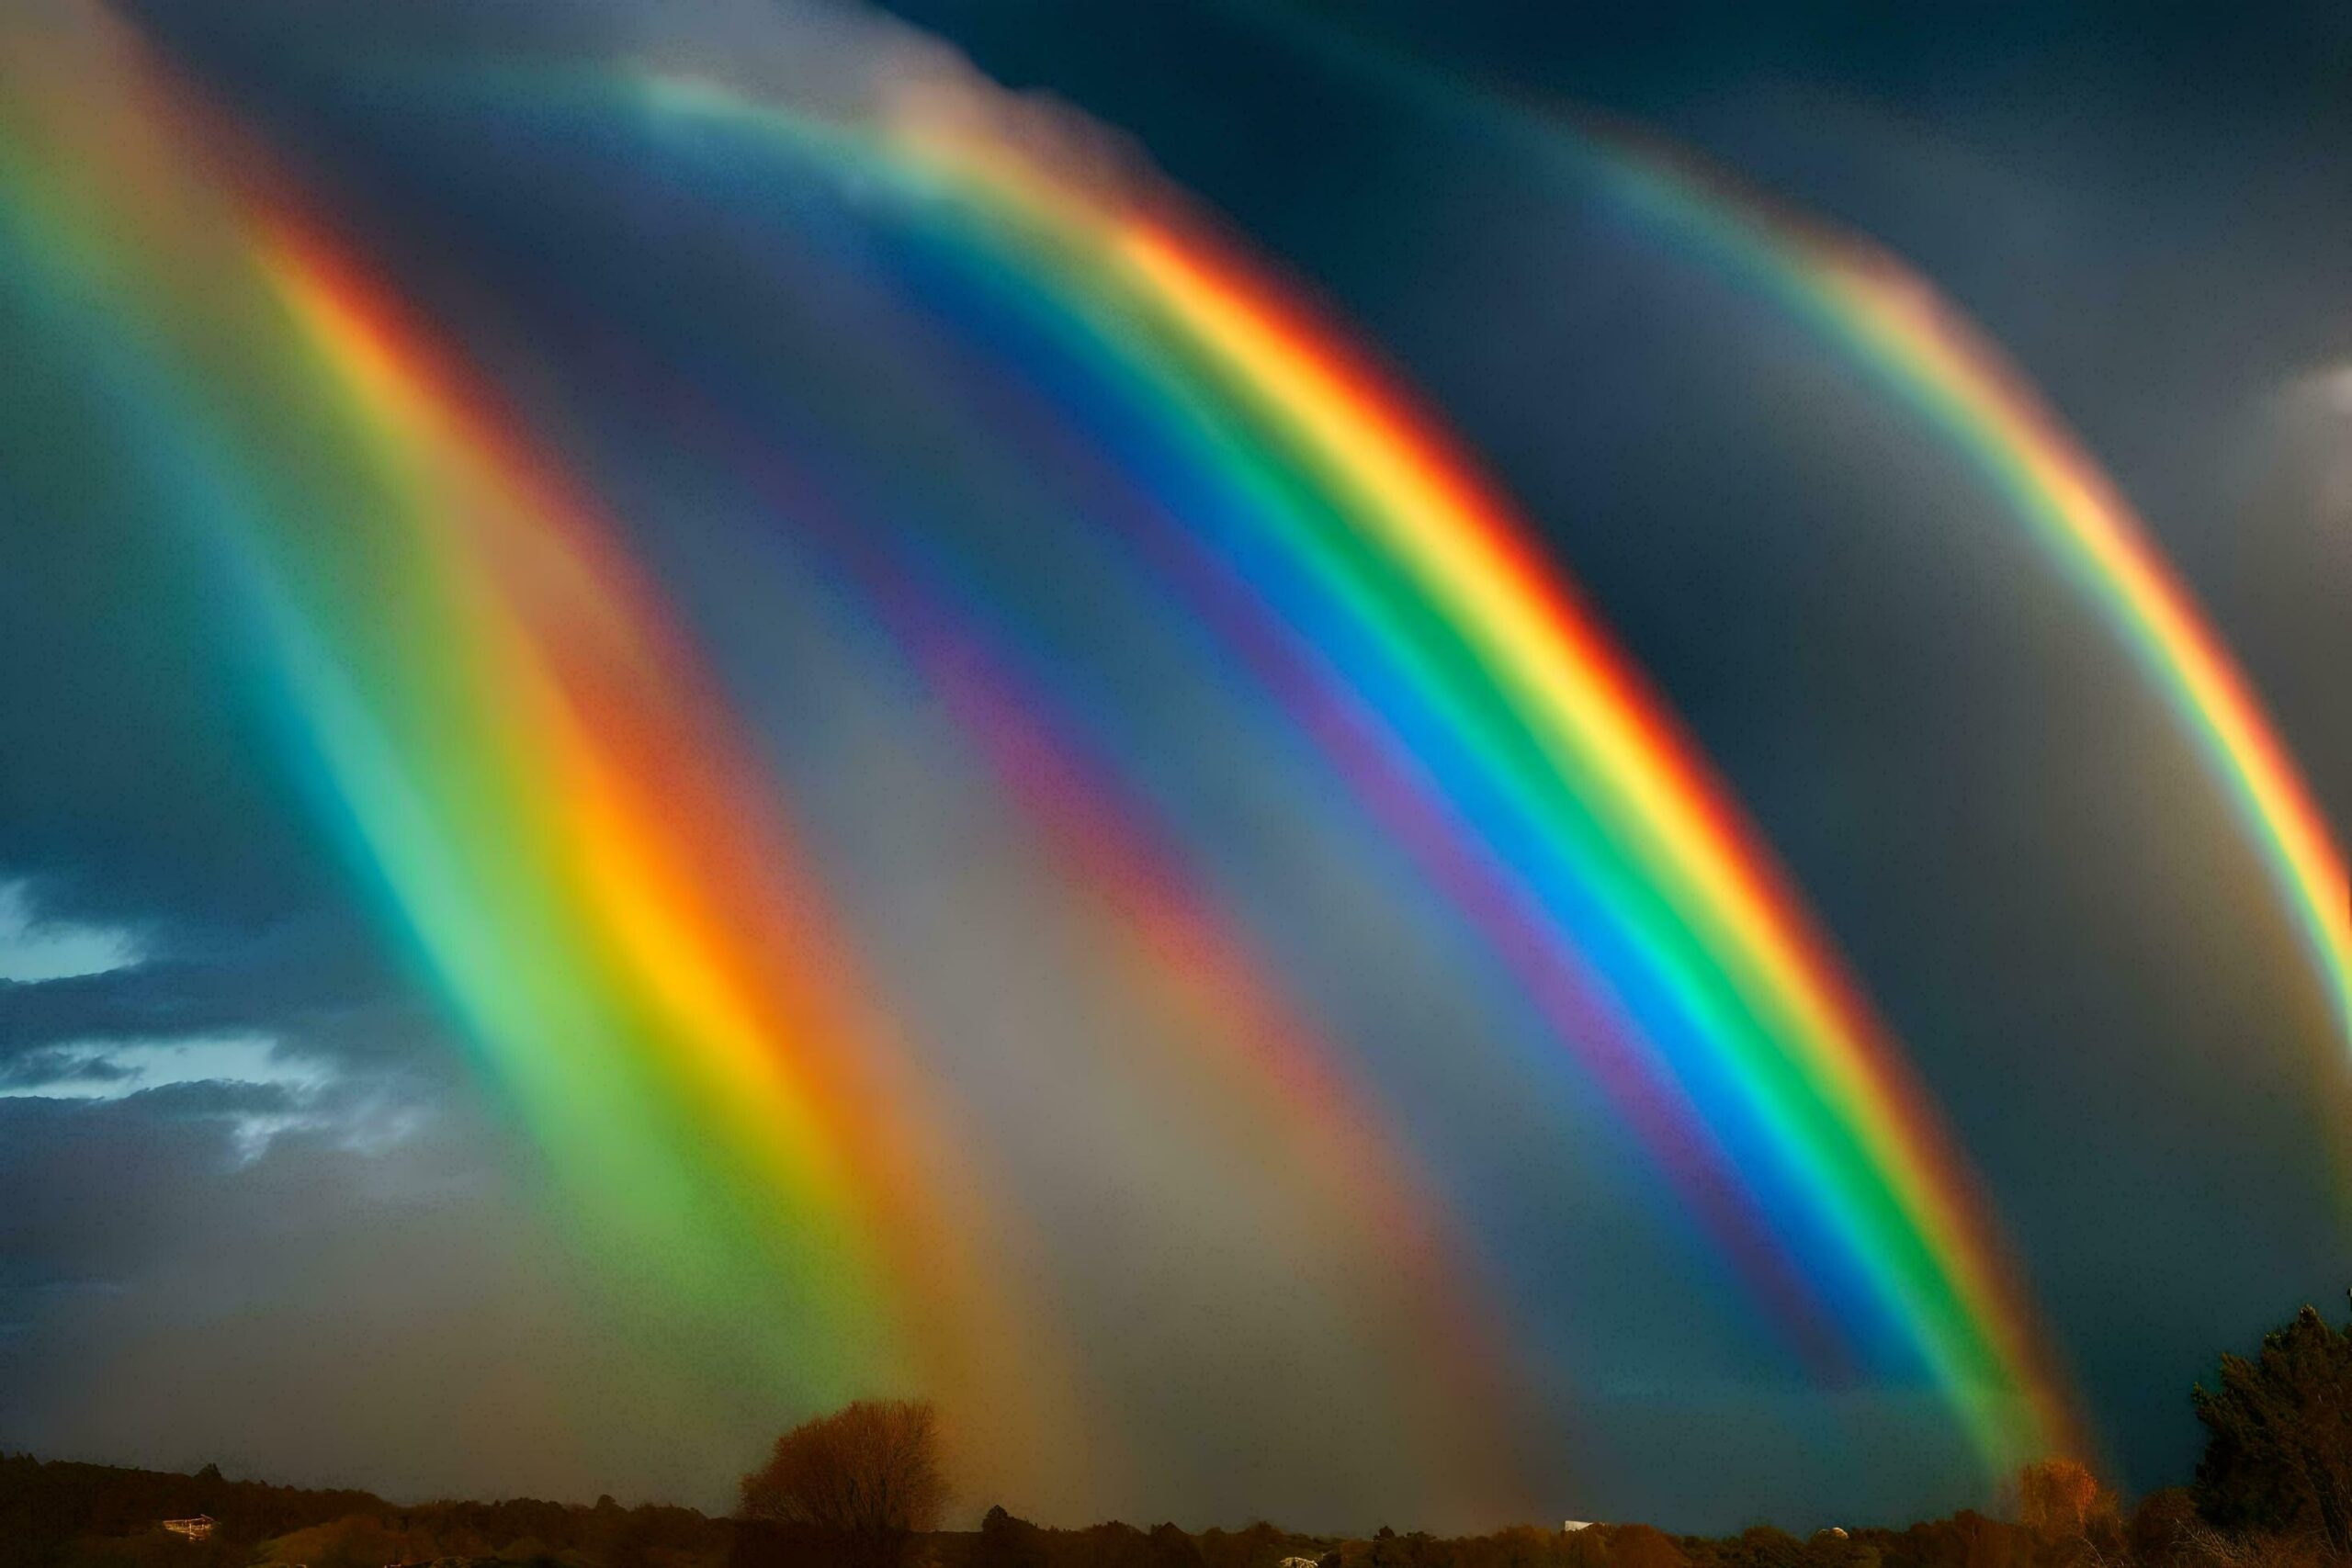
[{"x1": 1, "y1": 0, "x2": 2347, "y2": 1540}]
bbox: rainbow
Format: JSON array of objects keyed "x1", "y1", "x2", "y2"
[
  {"x1": 649, "y1": 349, "x2": 1546, "y2": 1507},
  {"x1": 251, "y1": 216, "x2": 1565, "y2": 1516},
  {"x1": 1598, "y1": 130, "x2": 2352, "y2": 1048},
  {"x1": 0, "y1": 14, "x2": 1539, "y2": 1511},
  {"x1": 0, "y1": 21, "x2": 1094, "y2": 1500},
  {"x1": 1274, "y1": 15, "x2": 2351, "y2": 1051},
  {"x1": 391, "y1": 64, "x2": 2085, "y2": 1469},
  {"x1": 251, "y1": 224, "x2": 1038, "y2": 1425},
  {"x1": 0, "y1": 0, "x2": 2149, "y2": 1511},
  {"x1": 882, "y1": 96, "x2": 2081, "y2": 1468}
]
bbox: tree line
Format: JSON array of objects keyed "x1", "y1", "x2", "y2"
[
  {"x1": 12, "y1": 1301, "x2": 2352, "y2": 1568},
  {"x1": 0, "y1": 1458, "x2": 726, "y2": 1568}
]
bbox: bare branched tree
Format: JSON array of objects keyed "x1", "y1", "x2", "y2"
[
  {"x1": 2018, "y1": 1459, "x2": 2117, "y2": 1535},
  {"x1": 739, "y1": 1399, "x2": 948, "y2": 1568}
]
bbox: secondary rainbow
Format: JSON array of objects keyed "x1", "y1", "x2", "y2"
[{"x1": 1597, "y1": 130, "x2": 2351, "y2": 1045}]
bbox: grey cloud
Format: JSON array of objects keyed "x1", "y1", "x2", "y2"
[{"x1": 0, "y1": 1048, "x2": 136, "y2": 1088}]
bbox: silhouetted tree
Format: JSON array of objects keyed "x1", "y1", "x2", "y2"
[
  {"x1": 1148, "y1": 1525, "x2": 1204, "y2": 1568},
  {"x1": 2193, "y1": 1305, "x2": 2352, "y2": 1551},
  {"x1": 739, "y1": 1400, "x2": 948, "y2": 1568},
  {"x1": 976, "y1": 1506, "x2": 1050, "y2": 1568},
  {"x1": 1077, "y1": 1522, "x2": 1153, "y2": 1568}
]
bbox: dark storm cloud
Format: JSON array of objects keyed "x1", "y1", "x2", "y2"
[
  {"x1": 0, "y1": 1086, "x2": 312, "y2": 1320},
  {"x1": 0, "y1": 1085, "x2": 787, "y2": 1508}
]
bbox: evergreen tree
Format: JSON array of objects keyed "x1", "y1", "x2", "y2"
[{"x1": 2193, "y1": 1303, "x2": 2352, "y2": 1551}]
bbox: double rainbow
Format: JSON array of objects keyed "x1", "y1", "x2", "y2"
[{"x1": 25, "y1": 0, "x2": 2329, "y2": 1508}]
